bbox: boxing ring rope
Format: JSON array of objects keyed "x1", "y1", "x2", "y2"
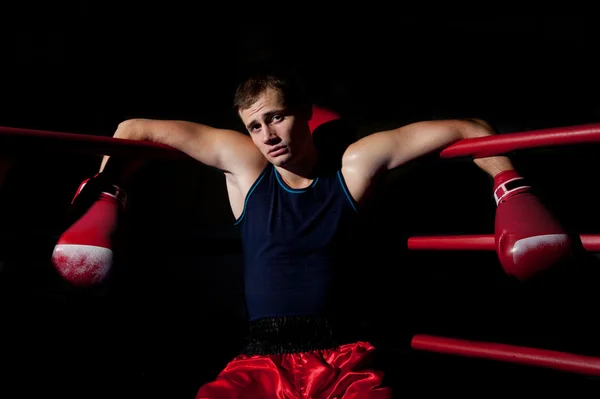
[
  {"x1": 411, "y1": 334, "x2": 600, "y2": 377},
  {"x1": 1, "y1": 121, "x2": 600, "y2": 379},
  {"x1": 1, "y1": 121, "x2": 599, "y2": 158},
  {"x1": 407, "y1": 234, "x2": 600, "y2": 251},
  {"x1": 440, "y1": 122, "x2": 600, "y2": 158},
  {"x1": 0, "y1": 126, "x2": 188, "y2": 159}
]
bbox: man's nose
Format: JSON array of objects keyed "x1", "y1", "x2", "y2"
[{"x1": 262, "y1": 126, "x2": 277, "y2": 143}]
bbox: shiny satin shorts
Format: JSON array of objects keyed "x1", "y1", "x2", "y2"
[{"x1": 195, "y1": 340, "x2": 392, "y2": 399}]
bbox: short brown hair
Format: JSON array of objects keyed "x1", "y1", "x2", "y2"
[{"x1": 233, "y1": 67, "x2": 311, "y2": 116}]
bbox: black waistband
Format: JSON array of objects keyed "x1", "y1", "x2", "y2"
[{"x1": 241, "y1": 315, "x2": 360, "y2": 356}]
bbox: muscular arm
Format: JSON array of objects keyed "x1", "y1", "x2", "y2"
[
  {"x1": 99, "y1": 118, "x2": 266, "y2": 178},
  {"x1": 341, "y1": 118, "x2": 514, "y2": 203}
]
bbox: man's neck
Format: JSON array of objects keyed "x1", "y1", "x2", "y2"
[{"x1": 275, "y1": 143, "x2": 319, "y2": 189}]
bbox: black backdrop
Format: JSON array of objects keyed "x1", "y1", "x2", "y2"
[{"x1": 1, "y1": 11, "x2": 600, "y2": 398}]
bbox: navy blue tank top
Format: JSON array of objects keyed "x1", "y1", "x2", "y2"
[{"x1": 234, "y1": 163, "x2": 359, "y2": 321}]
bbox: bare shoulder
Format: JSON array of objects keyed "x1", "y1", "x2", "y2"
[
  {"x1": 338, "y1": 134, "x2": 380, "y2": 206},
  {"x1": 205, "y1": 128, "x2": 267, "y2": 219},
  {"x1": 217, "y1": 130, "x2": 267, "y2": 180}
]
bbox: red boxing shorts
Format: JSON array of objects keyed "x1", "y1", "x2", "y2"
[{"x1": 195, "y1": 340, "x2": 391, "y2": 398}]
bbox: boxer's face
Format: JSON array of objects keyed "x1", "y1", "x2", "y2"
[{"x1": 239, "y1": 87, "x2": 311, "y2": 167}]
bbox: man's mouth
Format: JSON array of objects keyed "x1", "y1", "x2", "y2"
[{"x1": 268, "y1": 146, "x2": 288, "y2": 157}]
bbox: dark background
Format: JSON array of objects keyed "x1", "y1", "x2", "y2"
[{"x1": 1, "y1": 10, "x2": 600, "y2": 398}]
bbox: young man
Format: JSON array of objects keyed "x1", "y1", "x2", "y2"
[{"x1": 97, "y1": 70, "x2": 514, "y2": 398}]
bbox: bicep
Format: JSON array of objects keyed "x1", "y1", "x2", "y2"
[
  {"x1": 151, "y1": 120, "x2": 265, "y2": 175},
  {"x1": 340, "y1": 120, "x2": 475, "y2": 202},
  {"x1": 344, "y1": 119, "x2": 484, "y2": 173}
]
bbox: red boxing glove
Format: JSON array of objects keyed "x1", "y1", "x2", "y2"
[
  {"x1": 51, "y1": 174, "x2": 127, "y2": 287},
  {"x1": 494, "y1": 170, "x2": 573, "y2": 281}
]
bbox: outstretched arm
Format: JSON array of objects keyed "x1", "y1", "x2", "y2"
[
  {"x1": 341, "y1": 118, "x2": 514, "y2": 203},
  {"x1": 99, "y1": 118, "x2": 266, "y2": 183}
]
